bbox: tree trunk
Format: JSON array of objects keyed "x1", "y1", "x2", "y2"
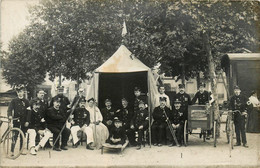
[
  {"x1": 181, "y1": 63, "x2": 185, "y2": 85},
  {"x1": 196, "y1": 72, "x2": 201, "y2": 90},
  {"x1": 203, "y1": 32, "x2": 220, "y2": 138}
]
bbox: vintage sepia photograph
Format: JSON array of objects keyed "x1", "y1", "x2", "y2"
[{"x1": 0, "y1": 0, "x2": 259, "y2": 167}]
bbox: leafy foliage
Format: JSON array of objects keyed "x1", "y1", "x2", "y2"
[{"x1": 2, "y1": 0, "x2": 259, "y2": 88}]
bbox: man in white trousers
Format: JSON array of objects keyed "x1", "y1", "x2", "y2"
[
  {"x1": 70, "y1": 98, "x2": 94, "y2": 150},
  {"x1": 26, "y1": 99, "x2": 52, "y2": 155}
]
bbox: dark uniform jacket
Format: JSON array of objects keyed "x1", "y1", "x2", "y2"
[
  {"x1": 109, "y1": 127, "x2": 126, "y2": 141},
  {"x1": 101, "y1": 107, "x2": 116, "y2": 126},
  {"x1": 192, "y1": 91, "x2": 211, "y2": 105},
  {"x1": 115, "y1": 106, "x2": 134, "y2": 129},
  {"x1": 46, "y1": 107, "x2": 67, "y2": 128},
  {"x1": 133, "y1": 96, "x2": 148, "y2": 114},
  {"x1": 26, "y1": 109, "x2": 46, "y2": 131},
  {"x1": 7, "y1": 97, "x2": 30, "y2": 123},
  {"x1": 71, "y1": 95, "x2": 85, "y2": 108},
  {"x1": 170, "y1": 108, "x2": 185, "y2": 125},
  {"x1": 229, "y1": 94, "x2": 248, "y2": 122},
  {"x1": 132, "y1": 108, "x2": 149, "y2": 129},
  {"x1": 72, "y1": 107, "x2": 90, "y2": 127},
  {"x1": 174, "y1": 93, "x2": 192, "y2": 109},
  {"x1": 35, "y1": 97, "x2": 48, "y2": 118},
  {"x1": 152, "y1": 106, "x2": 171, "y2": 124},
  {"x1": 173, "y1": 93, "x2": 191, "y2": 120},
  {"x1": 50, "y1": 95, "x2": 70, "y2": 113}
]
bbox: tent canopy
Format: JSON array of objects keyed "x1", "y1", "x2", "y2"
[
  {"x1": 96, "y1": 45, "x2": 150, "y2": 73},
  {"x1": 86, "y1": 45, "x2": 158, "y2": 110}
]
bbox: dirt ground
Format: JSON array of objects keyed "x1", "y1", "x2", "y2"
[{"x1": 0, "y1": 106, "x2": 259, "y2": 168}]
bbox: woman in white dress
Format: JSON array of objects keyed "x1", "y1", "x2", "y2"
[{"x1": 86, "y1": 98, "x2": 109, "y2": 149}]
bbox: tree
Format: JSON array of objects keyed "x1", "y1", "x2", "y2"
[
  {"x1": 2, "y1": 0, "x2": 259, "y2": 95},
  {"x1": 2, "y1": 27, "x2": 48, "y2": 98}
]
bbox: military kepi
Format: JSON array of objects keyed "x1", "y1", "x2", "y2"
[
  {"x1": 234, "y1": 85, "x2": 240, "y2": 90},
  {"x1": 178, "y1": 84, "x2": 185, "y2": 88},
  {"x1": 159, "y1": 97, "x2": 167, "y2": 102}
]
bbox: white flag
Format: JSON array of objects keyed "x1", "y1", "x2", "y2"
[{"x1": 121, "y1": 20, "x2": 127, "y2": 37}]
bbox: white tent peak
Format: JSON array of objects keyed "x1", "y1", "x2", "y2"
[{"x1": 95, "y1": 45, "x2": 150, "y2": 73}]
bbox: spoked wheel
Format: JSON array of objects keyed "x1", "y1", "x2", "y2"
[
  {"x1": 230, "y1": 121, "x2": 234, "y2": 150},
  {"x1": 3, "y1": 128, "x2": 25, "y2": 159},
  {"x1": 226, "y1": 118, "x2": 230, "y2": 144},
  {"x1": 184, "y1": 120, "x2": 188, "y2": 146},
  {"x1": 213, "y1": 121, "x2": 217, "y2": 147}
]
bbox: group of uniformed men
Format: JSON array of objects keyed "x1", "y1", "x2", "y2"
[{"x1": 7, "y1": 82, "x2": 248, "y2": 155}]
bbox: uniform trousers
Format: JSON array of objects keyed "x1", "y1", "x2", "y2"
[
  {"x1": 71, "y1": 125, "x2": 93, "y2": 145},
  {"x1": 48, "y1": 125, "x2": 71, "y2": 148},
  {"x1": 27, "y1": 129, "x2": 52, "y2": 149},
  {"x1": 166, "y1": 124, "x2": 183, "y2": 144},
  {"x1": 234, "y1": 116, "x2": 247, "y2": 145},
  {"x1": 151, "y1": 122, "x2": 167, "y2": 144}
]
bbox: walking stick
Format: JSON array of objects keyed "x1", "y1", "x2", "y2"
[
  {"x1": 162, "y1": 108, "x2": 180, "y2": 146},
  {"x1": 49, "y1": 97, "x2": 80, "y2": 158}
]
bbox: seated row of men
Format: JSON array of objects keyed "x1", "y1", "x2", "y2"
[{"x1": 7, "y1": 83, "x2": 210, "y2": 155}]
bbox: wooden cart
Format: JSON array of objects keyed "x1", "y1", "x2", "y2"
[{"x1": 184, "y1": 105, "x2": 217, "y2": 147}]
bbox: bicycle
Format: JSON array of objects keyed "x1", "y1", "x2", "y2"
[
  {"x1": 225, "y1": 110, "x2": 247, "y2": 157},
  {"x1": 0, "y1": 116, "x2": 25, "y2": 159}
]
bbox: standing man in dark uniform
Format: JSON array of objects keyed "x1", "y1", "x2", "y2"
[
  {"x1": 101, "y1": 99, "x2": 116, "y2": 133},
  {"x1": 192, "y1": 83, "x2": 211, "y2": 105},
  {"x1": 70, "y1": 88, "x2": 85, "y2": 108},
  {"x1": 151, "y1": 97, "x2": 171, "y2": 146},
  {"x1": 46, "y1": 97, "x2": 71, "y2": 151},
  {"x1": 229, "y1": 86, "x2": 249, "y2": 148},
  {"x1": 7, "y1": 84, "x2": 30, "y2": 155},
  {"x1": 50, "y1": 86, "x2": 70, "y2": 114},
  {"x1": 174, "y1": 84, "x2": 191, "y2": 121},
  {"x1": 115, "y1": 98, "x2": 135, "y2": 146},
  {"x1": 168, "y1": 99, "x2": 184, "y2": 147},
  {"x1": 192, "y1": 82, "x2": 212, "y2": 139}
]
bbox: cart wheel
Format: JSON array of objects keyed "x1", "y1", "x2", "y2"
[
  {"x1": 230, "y1": 122, "x2": 234, "y2": 149},
  {"x1": 184, "y1": 120, "x2": 188, "y2": 146},
  {"x1": 226, "y1": 118, "x2": 230, "y2": 144},
  {"x1": 213, "y1": 121, "x2": 217, "y2": 147}
]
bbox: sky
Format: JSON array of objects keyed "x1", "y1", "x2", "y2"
[
  {"x1": 0, "y1": 0, "x2": 39, "y2": 92},
  {"x1": 1, "y1": 0, "x2": 39, "y2": 51}
]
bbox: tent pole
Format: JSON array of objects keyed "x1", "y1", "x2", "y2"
[
  {"x1": 93, "y1": 72, "x2": 97, "y2": 149},
  {"x1": 147, "y1": 71, "x2": 152, "y2": 148}
]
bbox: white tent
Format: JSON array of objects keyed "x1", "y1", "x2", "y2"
[
  {"x1": 86, "y1": 45, "x2": 159, "y2": 146},
  {"x1": 86, "y1": 44, "x2": 158, "y2": 111}
]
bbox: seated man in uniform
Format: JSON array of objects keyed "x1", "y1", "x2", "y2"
[
  {"x1": 167, "y1": 99, "x2": 184, "y2": 147},
  {"x1": 70, "y1": 98, "x2": 94, "y2": 150},
  {"x1": 151, "y1": 97, "x2": 171, "y2": 146},
  {"x1": 101, "y1": 99, "x2": 116, "y2": 133},
  {"x1": 107, "y1": 117, "x2": 126, "y2": 145},
  {"x1": 26, "y1": 99, "x2": 52, "y2": 155},
  {"x1": 131, "y1": 100, "x2": 149, "y2": 150},
  {"x1": 115, "y1": 98, "x2": 135, "y2": 146},
  {"x1": 46, "y1": 97, "x2": 71, "y2": 151}
]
